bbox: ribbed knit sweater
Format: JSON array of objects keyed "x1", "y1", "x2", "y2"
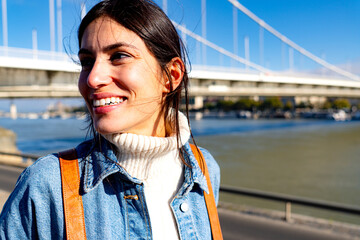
[{"x1": 103, "y1": 112, "x2": 190, "y2": 240}]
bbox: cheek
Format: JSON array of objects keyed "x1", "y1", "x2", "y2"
[
  {"x1": 114, "y1": 68, "x2": 146, "y2": 96},
  {"x1": 78, "y1": 73, "x2": 89, "y2": 98},
  {"x1": 78, "y1": 74, "x2": 93, "y2": 112},
  {"x1": 124, "y1": 67, "x2": 164, "y2": 95}
]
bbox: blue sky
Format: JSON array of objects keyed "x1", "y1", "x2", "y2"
[
  {"x1": 0, "y1": 0, "x2": 359, "y2": 112},
  {"x1": 1, "y1": 0, "x2": 359, "y2": 71}
]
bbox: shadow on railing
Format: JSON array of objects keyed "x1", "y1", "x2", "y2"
[{"x1": 220, "y1": 185, "x2": 360, "y2": 222}]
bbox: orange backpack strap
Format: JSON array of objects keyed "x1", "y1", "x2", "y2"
[
  {"x1": 190, "y1": 144, "x2": 223, "y2": 240},
  {"x1": 58, "y1": 149, "x2": 87, "y2": 240}
]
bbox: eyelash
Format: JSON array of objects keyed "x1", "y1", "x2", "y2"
[
  {"x1": 109, "y1": 52, "x2": 130, "y2": 62},
  {"x1": 79, "y1": 57, "x2": 94, "y2": 69},
  {"x1": 79, "y1": 51, "x2": 131, "y2": 70}
]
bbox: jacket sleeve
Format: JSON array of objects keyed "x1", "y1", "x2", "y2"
[
  {"x1": 0, "y1": 155, "x2": 65, "y2": 239},
  {"x1": 199, "y1": 147, "x2": 221, "y2": 205},
  {"x1": 0, "y1": 168, "x2": 36, "y2": 239}
]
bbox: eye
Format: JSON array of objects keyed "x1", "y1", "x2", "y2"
[
  {"x1": 79, "y1": 57, "x2": 95, "y2": 70},
  {"x1": 110, "y1": 52, "x2": 130, "y2": 63}
]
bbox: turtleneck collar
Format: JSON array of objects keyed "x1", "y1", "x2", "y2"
[{"x1": 101, "y1": 111, "x2": 190, "y2": 180}]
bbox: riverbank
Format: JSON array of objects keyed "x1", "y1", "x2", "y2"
[
  {"x1": 1, "y1": 105, "x2": 360, "y2": 121},
  {"x1": 1, "y1": 109, "x2": 358, "y2": 121},
  {"x1": 189, "y1": 109, "x2": 359, "y2": 121}
]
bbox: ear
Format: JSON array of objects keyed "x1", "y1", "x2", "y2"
[{"x1": 163, "y1": 57, "x2": 185, "y2": 93}]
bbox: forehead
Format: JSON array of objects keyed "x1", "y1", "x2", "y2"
[{"x1": 80, "y1": 16, "x2": 146, "y2": 50}]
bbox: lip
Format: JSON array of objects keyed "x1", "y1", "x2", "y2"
[
  {"x1": 91, "y1": 92, "x2": 125, "y2": 100},
  {"x1": 93, "y1": 104, "x2": 122, "y2": 114}
]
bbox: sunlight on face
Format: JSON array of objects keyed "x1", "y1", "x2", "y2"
[{"x1": 78, "y1": 17, "x2": 167, "y2": 136}]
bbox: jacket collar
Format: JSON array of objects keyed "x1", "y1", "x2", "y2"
[
  {"x1": 182, "y1": 142, "x2": 210, "y2": 194},
  {"x1": 77, "y1": 138, "x2": 209, "y2": 195}
]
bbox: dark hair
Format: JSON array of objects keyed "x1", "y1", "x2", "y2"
[{"x1": 78, "y1": 0, "x2": 194, "y2": 159}]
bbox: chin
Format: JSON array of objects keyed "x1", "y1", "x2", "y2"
[{"x1": 94, "y1": 121, "x2": 120, "y2": 135}]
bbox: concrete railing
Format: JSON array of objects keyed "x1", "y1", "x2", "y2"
[
  {"x1": 0, "y1": 151, "x2": 39, "y2": 160},
  {"x1": 0, "y1": 151, "x2": 39, "y2": 168}
]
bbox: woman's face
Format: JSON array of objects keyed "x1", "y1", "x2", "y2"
[{"x1": 78, "y1": 17, "x2": 167, "y2": 136}]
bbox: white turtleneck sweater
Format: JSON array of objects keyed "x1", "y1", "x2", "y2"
[{"x1": 103, "y1": 112, "x2": 190, "y2": 240}]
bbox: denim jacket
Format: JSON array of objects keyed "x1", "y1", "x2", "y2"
[{"x1": 0, "y1": 138, "x2": 220, "y2": 240}]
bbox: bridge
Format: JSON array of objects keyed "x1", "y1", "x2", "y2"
[{"x1": 0, "y1": 0, "x2": 359, "y2": 110}]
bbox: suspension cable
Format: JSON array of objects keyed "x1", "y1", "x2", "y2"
[
  {"x1": 172, "y1": 21, "x2": 271, "y2": 73},
  {"x1": 228, "y1": 0, "x2": 360, "y2": 81}
]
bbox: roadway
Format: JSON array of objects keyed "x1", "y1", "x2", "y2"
[
  {"x1": 0, "y1": 164, "x2": 354, "y2": 240},
  {"x1": 218, "y1": 208, "x2": 348, "y2": 240},
  {"x1": 0, "y1": 164, "x2": 23, "y2": 192}
]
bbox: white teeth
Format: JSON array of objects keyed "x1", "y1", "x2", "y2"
[
  {"x1": 95, "y1": 100, "x2": 100, "y2": 107},
  {"x1": 100, "y1": 99, "x2": 106, "y2": 106},
  {"x1": 93, "y1": 97, "x2": 126, "y2": 107}
]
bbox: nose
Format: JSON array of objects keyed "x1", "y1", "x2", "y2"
[{"x1": 86, "y1": 60, "x2": 112, "y2": 89}]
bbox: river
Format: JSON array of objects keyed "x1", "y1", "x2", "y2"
[{"x1": 0, "y1": 117, "x2": 359, "y2": 224}]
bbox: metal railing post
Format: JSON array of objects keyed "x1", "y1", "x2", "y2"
[{"x1": 285, "y1": 202, "x2": 291, "y2": 222}]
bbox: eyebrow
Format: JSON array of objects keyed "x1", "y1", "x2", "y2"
[
  {"x1": 78, "y1": 42, "x2": 140, "y2": 56},
  {"x1": 103, "y1": 42, "x2": 139, "y2": 52}
]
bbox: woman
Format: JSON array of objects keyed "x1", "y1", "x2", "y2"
[{"x1": 0, "y1": 0, "x2": 221, "y2": 239}]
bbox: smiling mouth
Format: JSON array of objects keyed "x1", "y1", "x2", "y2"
[{"x1": 93, "y1": 97, "x2": 127, "y2": 107}]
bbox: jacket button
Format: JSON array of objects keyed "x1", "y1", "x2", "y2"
[{"x1": 180, "y1": 202, "x2": 189, "y2": 212}]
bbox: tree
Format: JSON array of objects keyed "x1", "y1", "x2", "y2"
[
  {"x1": 283, "y1": 100, "x2": 293, "y2": 111},
  {"x1": 321, "y1": 101, "x2": 332, "y2": 110},
  {"x1": 332, "y1": 99, "x2": 350, "y2": 110},
  {"x1": 203, "y1": 102, "x2": 216, "y2": 111},
  {"x1": 296, "y1": 101, "x2": 307, "y2": 109},
  {"x1": 260, "y1": 97, "x2": 283, "y2": 111},
  {"x1": 216, "y1": 100, "x2": 234, "y2": 112},
  {"x1": 233, "y1": 99, "x2": 257, "y2": 111}
]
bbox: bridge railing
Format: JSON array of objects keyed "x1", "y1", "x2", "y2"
[
  {"x1": 0, "y1": 46, "x2": 76, "y2": 63},
  {"x1": 220, "y1": 185, "x2": 360, "y2": 222},
  {"x1": 0, "y1": 45, "x2": 354, "y2": 82},
  {"x1": 191, "y1": 65, "x2": 353, "y2": 81}
]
